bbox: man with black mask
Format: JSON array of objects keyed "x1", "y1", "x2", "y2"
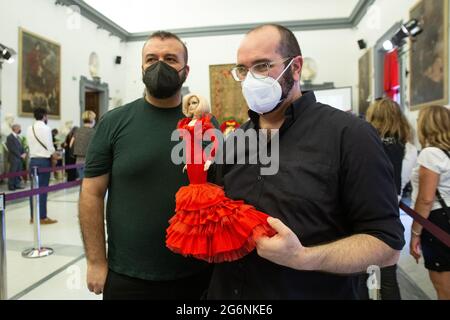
[{"x1": 79, "y1": 31, "x2": 211, "y2": 300}]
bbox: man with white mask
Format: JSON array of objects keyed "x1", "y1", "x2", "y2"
[{"x1": 207, "y1": 24, "x2": 405, "y2": 299}]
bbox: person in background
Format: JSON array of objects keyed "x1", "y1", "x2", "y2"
[
  {"x1": 365, "y1": 97, "x2": 418, "y2": 300},
  {"x1": 19, "y1": 134, "x2": 30, "y2": 184},
  {"x1": 79, "y1": 31, "x2": 211, "y2": 299},
  {"x1": 366, "y1": 98, "x2": 418, "y2": 202},
  {"x1": 51, "y1": 128, "x2": 63, "y2": 179},
  {"x1": 410, "y1": 105, "x2": 450, "y2": 300},
  {"x1": 6, "y1": 124, "x2": 26, "y2": 191},
  {"x1": 62, "y1": 126, "x2": 79, "y2": 181},
  {"x1": 26, "y1": 107, "x2": 57, "y2": 225},
  {"x1": 51, "y1": 129, "x2": 58, "y2": 150},
  {"x1": 70, "y1": 111, "x2": 96, "y2": 179}
]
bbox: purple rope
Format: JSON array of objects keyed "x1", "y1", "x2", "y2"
[{"x1": 5, "y1": 180, "x2": 82, "y2": 202}]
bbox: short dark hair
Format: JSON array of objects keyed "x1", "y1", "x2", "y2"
[
  {"x1": 33, "y1": 107, "x2": 47, "y2": 121},
  {"x1": 248, "y1": 24, "x2": 302, "y2": 59},
  {"x1": 143, "y1": 31, "x2": 188, "y2": 64}
]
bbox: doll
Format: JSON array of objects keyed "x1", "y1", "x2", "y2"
[{"x1": 166, "y1": 94, "x2": 275, "y2": 263}]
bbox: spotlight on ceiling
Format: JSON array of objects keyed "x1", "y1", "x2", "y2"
[
  {"x1": 383, "y1": 19, "x2": 423, "y2": 51},
  {"x1": 0, "y1": 43, "x2": 16, "y2": 64}
]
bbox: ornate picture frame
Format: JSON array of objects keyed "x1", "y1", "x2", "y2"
[
  {"x1": 18, "y1": 28, "x2": 61, "y2": 118},
  {"x1": 358, "y1": 48, "x2": 372, "y2": 115},
  {"x1": 409, "y1": 0, "x2": 449, "y2": 110}
]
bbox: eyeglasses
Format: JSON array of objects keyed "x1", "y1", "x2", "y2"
[{"x1": 230, "y1": 57, "x2": 293, "y2": 82}]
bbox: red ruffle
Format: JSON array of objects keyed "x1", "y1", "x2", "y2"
[{"x1": 166, "y1": 183, "x2": 276, "y2": 263}]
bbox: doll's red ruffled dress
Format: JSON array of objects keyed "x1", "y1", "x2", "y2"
[{"x1": 166, "y1": 114, "x2": 275, "y2": 263}]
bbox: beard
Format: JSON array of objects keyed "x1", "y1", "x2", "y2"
[
  {"x1": 262, "y1": 70, "x2": 295, "y2": 115},
  {"x1": 280, "y1": 69, "x2": 295, "y2": 100}
]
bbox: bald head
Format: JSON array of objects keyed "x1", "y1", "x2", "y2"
[
  {"x1": 236, "y1": 24, "x2": 304, "y2": 109},
  {"x1": 244, "y1": 24, "x2": 302, "y2": 59}
]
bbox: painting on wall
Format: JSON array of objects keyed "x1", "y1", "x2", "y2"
[
  {"x1": 410, "y1": 0, "x2": 449, "y2": 110},
  {"x1": 358, "y1": 49, "x2": 372, "y2": 115},
  {"x1": 18, "y1": 28, "x2": 61, "y2": 118},
  {"x1": 209, "y1": 64, "x2": 249, "y2": 124}
]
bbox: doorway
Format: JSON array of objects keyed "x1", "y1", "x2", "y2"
[
  {"x1": 79, "y1": 76, "x2": 109, "y2": 124},
  {"x1": 85, "y1": 90, "x2": 100, "y2": 117},
  {"x1": 374, "y1": 22, "x2": 404, "y2": 106}
]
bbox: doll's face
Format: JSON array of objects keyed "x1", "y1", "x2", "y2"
[{"x1": 188, "y1": 96, "x2": 200, "y2": 114}]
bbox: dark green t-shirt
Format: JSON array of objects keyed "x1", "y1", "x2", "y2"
[{"x1": 84, "y1": 97, "x2": 209, "y2": 281}]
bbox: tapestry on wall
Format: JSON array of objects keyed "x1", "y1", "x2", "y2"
[
  {"x1": 19, "y1": 28, "x2": 61, "y2": 118},
  {"x1": 209, "y1": 64, "x2": 249, "y2": 124},
  {"x1": 410, "y1": 0, "x2": 449, "y2": 110}
]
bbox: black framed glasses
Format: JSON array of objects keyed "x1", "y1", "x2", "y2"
[{"x1": 230, "y1": 57, "x2": 293, "y2": 82}]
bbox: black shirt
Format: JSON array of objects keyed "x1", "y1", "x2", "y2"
[{"x1": 208, "y1": 92, "x2": 405, "y2": 299}]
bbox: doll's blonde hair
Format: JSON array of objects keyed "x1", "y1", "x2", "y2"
[{"x1": 182, "y1": 94, "x2": 211, "y2": 117}]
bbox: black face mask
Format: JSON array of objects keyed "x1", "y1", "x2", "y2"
[{"x1": 143, "y1": 61, "x2": 186, "y2": 99}]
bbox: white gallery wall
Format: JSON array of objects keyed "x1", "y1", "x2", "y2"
[
  {"x1": 1, "y1": 0, "x2": 448, "y2": 136},
  {"x1": 354, "y1": 0, "x2": 450, "y2": 144},
  {"x1": 124, "y1": 28, "x2": 361, "y2": 111},
  {"x1": 0, "y1": 0, "x2": 127, "y2": 131}
]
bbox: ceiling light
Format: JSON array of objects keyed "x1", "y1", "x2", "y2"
[
  {"x1": 383, "y1": 19, "x2": 423, "y2": 51},
  {"x1": 383, "y1": 40, "x2": 394, "y2": 51},
  {"x1": 0, "y1": 44, "x2": 16, "y2": 63}
]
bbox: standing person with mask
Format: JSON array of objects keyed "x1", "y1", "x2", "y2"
[
  {"x1": 208, "y1": 24, "x2": 405, "y2": 299},
  {"x1": 26, "y1": 107, "x2": 58, "y2": 224},
  {"x1": 79, "y1": 31, "x2": 211, "y2": 300}
]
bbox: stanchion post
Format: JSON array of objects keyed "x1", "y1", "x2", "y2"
[
  {"x1": 22, "y1": 167, "x2": 53, "y2": 259},
  {"x1": 0, "y1": 193, "x2": 7, "y2": 300},
  {"x1": 61, "y1": 149, "x2": 66, "y2": 182}
]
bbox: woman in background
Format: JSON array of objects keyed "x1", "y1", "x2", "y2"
[
  {"x1": 62, "y1": 126, "x2": 78, "y2": 181},
  {"x1": 410, "y1": 105, "x2": 450, "y2": 300},
  {"x1": 366, "y1": 97, "x2": 418, "y2": 300},
  {"x1": 70, "y1": 111, "x2": 96, "y2": 179}
]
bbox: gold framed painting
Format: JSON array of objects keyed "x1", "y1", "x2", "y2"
[
  {"x1": 409, "y1": 0, "x2": 449, "y2": 110},
  {"x1": 209, "y1": 64, "x2": 249, "y2": 124},
  {"x1": 18, "y1": 28, "x2": 61, "y2": 118},
  {"x1": 358, "y1": 48, "x2": 372, "y2": 115}
]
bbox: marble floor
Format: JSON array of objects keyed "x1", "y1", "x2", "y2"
[{"x1": 0, "y1": 181, "x2": 439, "y2": 300}]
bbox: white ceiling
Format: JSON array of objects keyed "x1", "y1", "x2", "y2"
[{"x1": 83, "y1": 0, "x2": 361, "y2": 33}]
